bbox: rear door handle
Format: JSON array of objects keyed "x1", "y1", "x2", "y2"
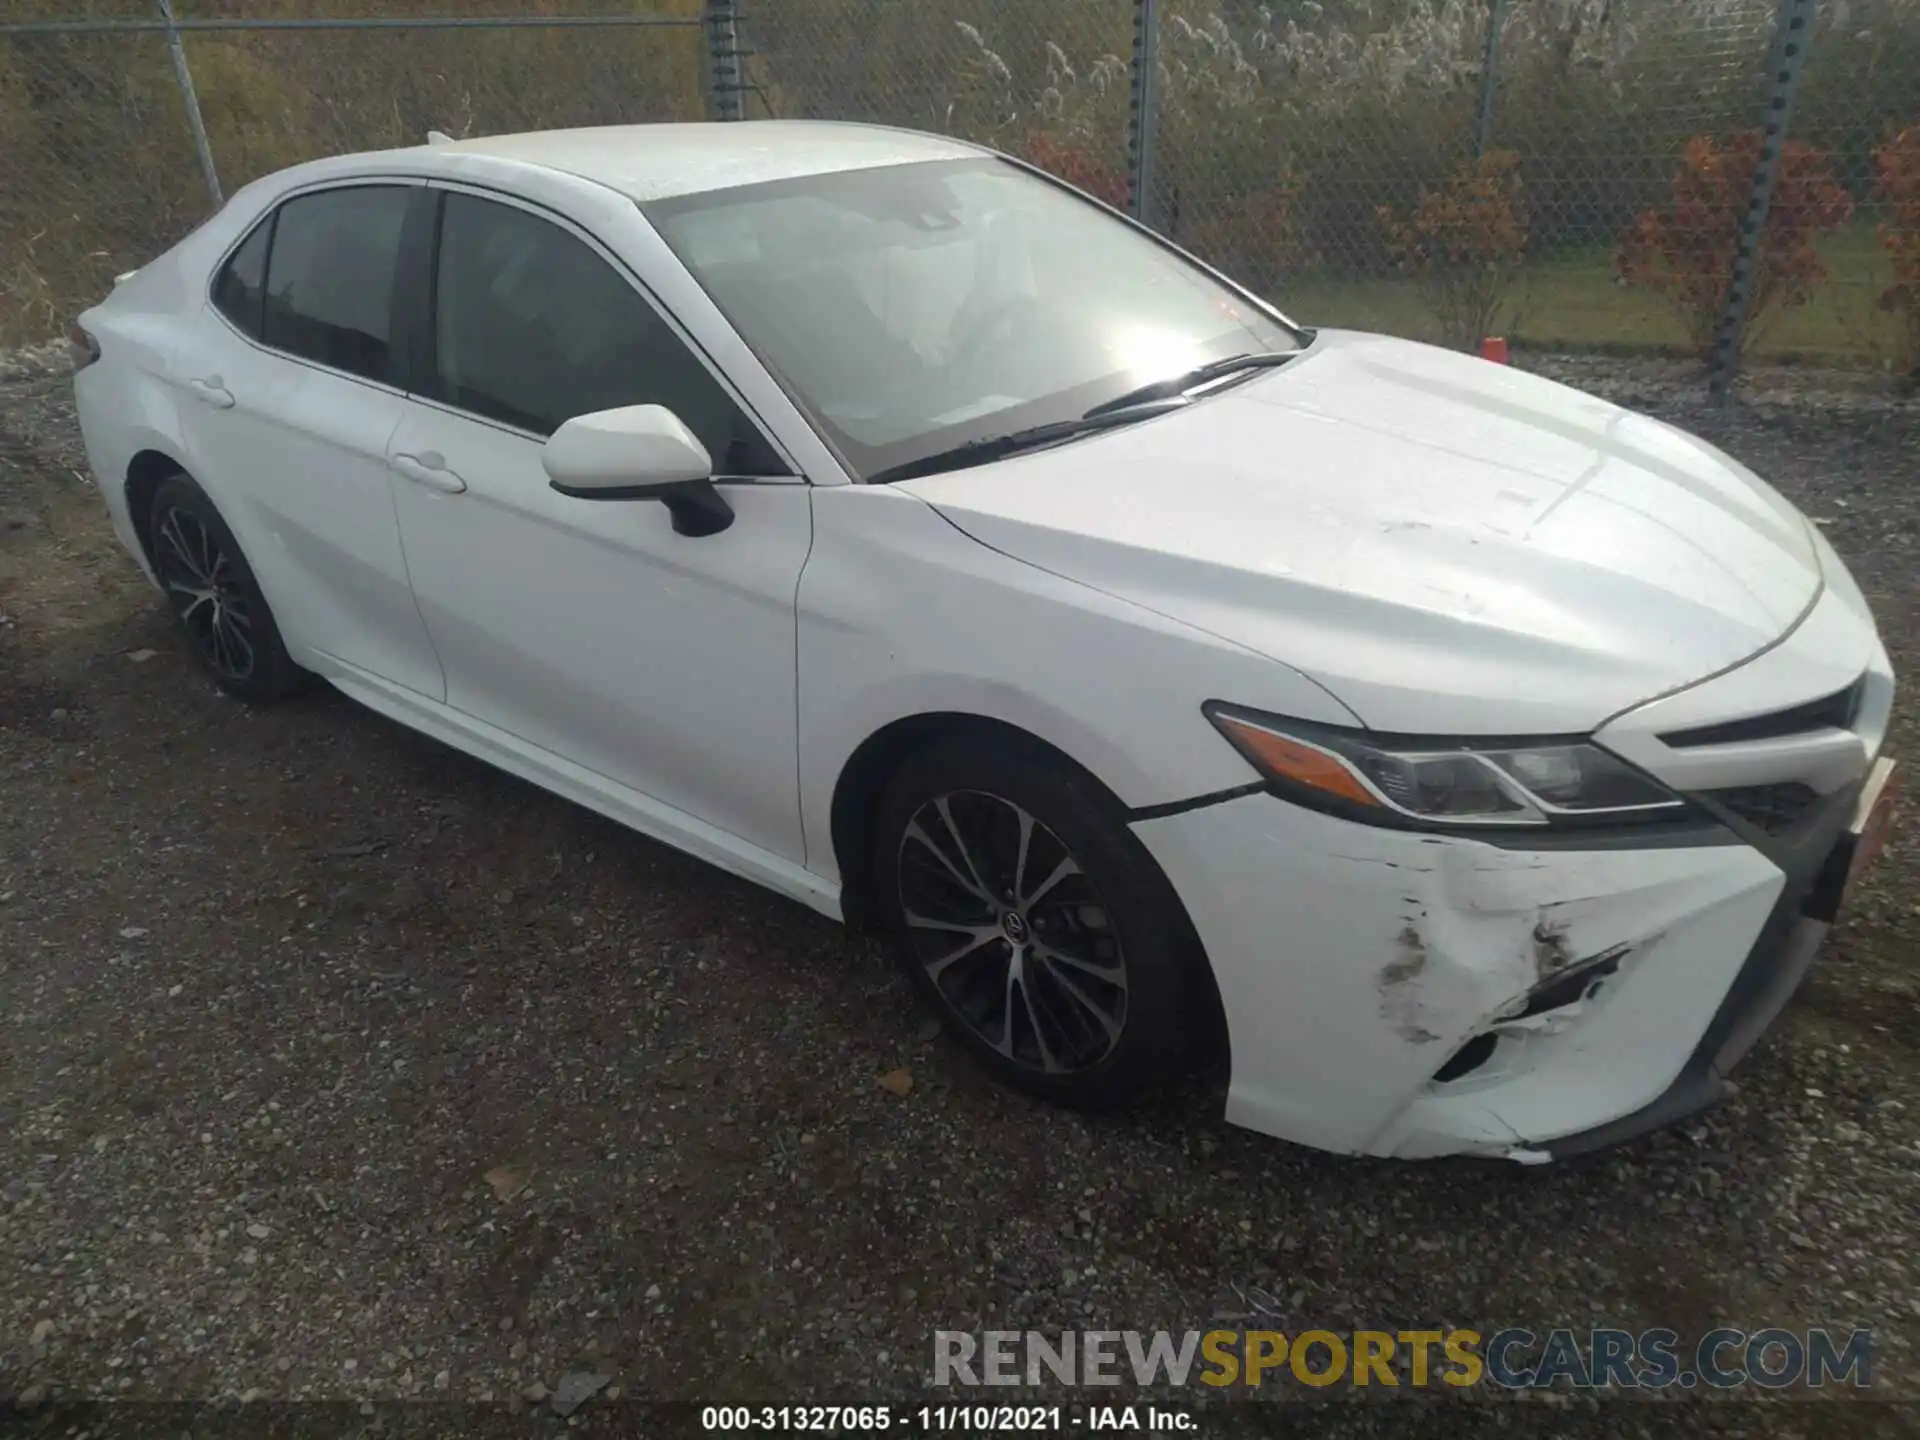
[
  {"x1": 188, "y1": 376, "x2": 234, "y2": 409},
  {"x1": 391, "y1": 451, "x2": 467, "y2": 494}
]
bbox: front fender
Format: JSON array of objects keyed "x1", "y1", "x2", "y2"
[{"x1": 796, "y1": 483, "x2": 1361, "y2": 883}]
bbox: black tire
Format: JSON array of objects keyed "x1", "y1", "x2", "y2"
[
  {"x1": 147, "y1": 473, "x2": 307, "y2": 702},
  {"x1": 873, "y1": 734, "x2": 1208, "y2": 1111}
]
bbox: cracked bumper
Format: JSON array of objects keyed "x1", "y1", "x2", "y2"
[{"x1": 1133, "y1": 793, "x2": 1815, "y2": 1159}]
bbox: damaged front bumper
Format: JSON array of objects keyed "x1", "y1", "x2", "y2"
[
  {"x1": 1539, "y1": 757, "x2": 1892, "y2": 1159},
  {"x1": 1131, "y1": 777, "x2": 1864, "y2": 1160}
]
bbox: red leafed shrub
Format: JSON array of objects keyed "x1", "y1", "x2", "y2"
[
  {"x1": 1378, "y1": 149, "x2": 1530, "y2": 352},
  {"x1": 1019, "y1": 132, "x2": 1130, "y2": 211},
  {"x1": 1187, "y1": 175, "x2": 1310, "y2": 296},
  {"x1": 1875, "y1": 125, "x2": 1920, "y2": 377},
  {"x1": 1617, "y1": 132, "x2": 1854, "y2": 361}
]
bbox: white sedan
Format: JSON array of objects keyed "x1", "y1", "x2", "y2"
[{"x1": 72, "y1": 121, "x2": 1898, "y2": 1161}]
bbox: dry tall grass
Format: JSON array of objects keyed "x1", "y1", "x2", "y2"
[{"x1": 1, "y1": 0, "x2": 703, "y2": 344}]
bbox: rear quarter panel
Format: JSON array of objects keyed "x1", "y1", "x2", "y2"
[{"x1": 74, "y1": 184, "x2": 279, "y2": 575}]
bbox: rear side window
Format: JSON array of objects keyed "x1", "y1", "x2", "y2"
[
  {"x1": 262, "y1": 186, "x2": 409, "y2": 383},
  {"x1": 212, "y1": 217, "x2": 271, "y2": 339},
  {"x1": 427, "y1": 192, "x2": 782, "y2": 474}
]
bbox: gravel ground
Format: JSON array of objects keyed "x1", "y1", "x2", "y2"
[{"x1": 0, "y1": 343, "x2": 1916, "y2": 1439}]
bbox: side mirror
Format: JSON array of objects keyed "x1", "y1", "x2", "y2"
[{"x1": 542, "y1": 404, "x2": 734, "y2": 537}]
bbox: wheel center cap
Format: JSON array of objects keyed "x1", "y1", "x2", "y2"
[{"x1": 1001, "y1": 910, "x2": 1030, "y2": 944}]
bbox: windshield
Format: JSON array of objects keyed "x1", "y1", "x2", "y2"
[{"x1": 645, "y1": 158, "x2": 1300, "y2": 481}]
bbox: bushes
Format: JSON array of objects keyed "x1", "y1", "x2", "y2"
[
  {"x1": 1018, "y1": 132, "x2": 1129, "y2": 211},
  {"x1": 1378, "y1": 150, "x2": 1530, "y2": 351},
  {"x1": 1616, "y1": 132, "x2": 1854, "y2": 360},
  {"x1": 1184, "y1": 177, "x2": 1308, "y2": 296},
  {"x1": 1875, "y1": 125, "x2": 1920, "y2": 378}
]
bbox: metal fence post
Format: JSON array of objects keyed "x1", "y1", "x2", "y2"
[
  {"x1": 705, "y1": 0, "x2": 744, "y2": 122},
  {"x1": 159, "y1": 0, "x2": 222, "y2": 207},
  {"x1": 1474, "y1": 0, "x2": 1508, "y2": 160},
  {"x1": 1126, "y1": 0, "x2": 1162, "y2": 227},
  {"x1": 1707, "y1": 0, "x2": 1817, "y2": 403}
]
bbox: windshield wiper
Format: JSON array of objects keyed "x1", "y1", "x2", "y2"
[
  {"x1": 1082, "y1": 351, "x2": 1298, "y2": 419},
  {"x1": 866, "y1": 351, "x2": 1300, "y2": 485},
  {"x1": 868, "y1": 397, "x2": 1187, "y2": 485}
]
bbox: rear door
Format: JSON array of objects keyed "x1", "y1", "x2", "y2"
[
  {"x1": 175, "y1": 182, "x2": 445, "y2": 699},
  {"x1": 383, "y1": 186, "x2": 814, "y2": 863}
]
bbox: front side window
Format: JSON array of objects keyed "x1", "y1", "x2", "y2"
[
  {"x1": 212, "y1": 216, "x2": 271, "y2": 339},
  {"x1": 645, "y1": 158, "x2": 1300, "y2": 480},
  {"x1": 262, "y1": 185, "x2": 410, "y2": 383},
  {"x1": 427, "y1": 192, "x2": 782, "y2": 474}
]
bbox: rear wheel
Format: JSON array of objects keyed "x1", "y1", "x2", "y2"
[
  {"x1": 148, "y1": 473, "x2": 306, "y2": 702},
  {"x1": 873, "y1": 735, "x2": 1206, "y2": 1110}
]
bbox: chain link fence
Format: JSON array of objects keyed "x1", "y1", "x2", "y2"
[
  {"x1": 3, "y1": 18, "x2": 197, "y2": 345},
  {"x1": 738, "y1": 0, "x2": 1140, "y2": 206},
  {"x1": 0, "y1": 1, "x2": 706, "y2": 348},
  {"x1": 742, "y1": 0, "x2": 1920, "y2": 379},
  {"x1": 1791, "y1": 0, "x2": 1920, "y2": 370},
  {"x1": 4, "y1": 0, "x2": 1918, "y2": 382}
]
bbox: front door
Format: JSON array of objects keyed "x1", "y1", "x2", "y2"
[{"x1": 385, "y1": 187, "x2": 813, "y2": 863}]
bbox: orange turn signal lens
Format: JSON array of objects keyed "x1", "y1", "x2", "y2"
[{"x1": 1213, "y1": 716, "x2": 1381, "y2": 808}]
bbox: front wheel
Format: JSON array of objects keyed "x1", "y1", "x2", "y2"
[{"x1": 873, "y1": 736, "x2": 1209, "y2": 1111}]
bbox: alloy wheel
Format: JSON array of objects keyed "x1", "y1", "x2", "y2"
[
  {"x1": 153, "y1": 505, "x2": 256, "y2": 682},
  {"x1": 896, "y1": 789, "x2": 1128, "y2": 1074}
]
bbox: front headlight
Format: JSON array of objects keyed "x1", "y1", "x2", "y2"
[{"x1": 1204, "y1": 703, "x2": 1687, "y2": 829}]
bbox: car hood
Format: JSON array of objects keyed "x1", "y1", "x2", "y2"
[{"x1": 900, "y1": 330, "x2": 1823, "y2": 735}]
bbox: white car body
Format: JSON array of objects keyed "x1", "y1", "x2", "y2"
[{"x1": 72, "y1": 121, "x2": 1895, "y2": 1160}]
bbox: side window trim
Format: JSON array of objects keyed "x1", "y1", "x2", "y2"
[
  {"x1": 254, "y1": 208, "x2": 280, "y2": 340},
  {"x1": 391, "y1": 185, "x2": 443, "y2": 398},
  {"x1": 203, "y1": 177, "x2": 420, "y2": 396},
  {"x1": 417, "y1": 178, "x2": 803, "y2": 482}
]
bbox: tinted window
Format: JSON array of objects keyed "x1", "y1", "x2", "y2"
[
  {"x1": 430, "y1": 192, "x2": 781, "y2": 474},
  {"x1": 212, "y1": 217, "x2": 271, "y2": 338},
  {"x1": 262, "y1": 186, "x2": 409, "y2": 383}
]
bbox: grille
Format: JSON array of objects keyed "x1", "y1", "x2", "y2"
[
  {"x1": 1661, "y1": 680, "x2": 1862, "y2": 749},
  {"x1": 1704, "y1": 781, "x2": 1821, "y2": 835}
]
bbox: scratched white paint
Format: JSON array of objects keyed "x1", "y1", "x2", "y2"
[{"x1": 1134, "y1": 792, "x2": 1784, "y2": 1157}]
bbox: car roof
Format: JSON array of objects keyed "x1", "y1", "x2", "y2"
[{"x1": 414, "y1": 120, "x2": 987, "y2": 203}]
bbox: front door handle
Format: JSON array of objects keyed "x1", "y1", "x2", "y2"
[
  {"x1": 391, "y1": 452, "x2": 467, "y2": 494},
  {"x1": 188, "y1": 376, "x2": 235, "y2": 409}
]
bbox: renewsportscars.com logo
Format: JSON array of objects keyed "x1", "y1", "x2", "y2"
[{"x1": 934, "y1": 1328, "x2": 1873, "y2": 1391}]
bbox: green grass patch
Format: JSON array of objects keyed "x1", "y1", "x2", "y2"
[{"x1": 1270, "y1": 224, "x2": 1901, "y2": 369}]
